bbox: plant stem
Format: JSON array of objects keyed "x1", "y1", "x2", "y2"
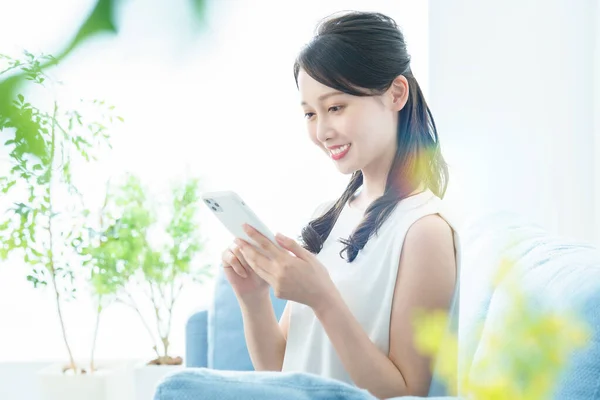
[
  {"x1": 90, "y1": 300, "x2": 102, "y2": 373},
  {"x1": 50, "y1": 273, "x2": 77, "y2": 372},
  {"x1": 161, "y1": 336, "x2": 169, "y2": 360},
  {"x1": 163, "y1": 281, "x2": 183, "y2": 359},
  {"x1": 48, "y1": 101, "x2": 77, "y2": 373},
  {"x1": 89, "y1": 185, "x2": 110, "y2": 374},
  {"x1": 119, "y1": 293, "x2": 161, "y2": 358},
  {"x1": 149, "y1": 282, "x2": 165, "y2": 358}
]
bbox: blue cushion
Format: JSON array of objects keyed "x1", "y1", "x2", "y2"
[
  {"x1": 185, "y1": 310, "x2": 208, "y2": 368},
  {"x1": 154, "y1": 368, "x2": 375, "y2": 400},
  {"x1": 461, "y1": 212, "x2": 600, "y2": 399},
  {"x1": 554, "y1": 288, "x2": 600, "y2": 399}
]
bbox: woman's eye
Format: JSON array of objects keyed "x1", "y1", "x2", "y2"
[{"x1": 304, "y1": 106, "x2": 343, "y2": 119}]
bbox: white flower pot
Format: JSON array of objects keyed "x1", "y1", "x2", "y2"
[
  {"x1": 37, "y1": 361, "x2": 133, "y2": 400},
  {"x1": 133, "y1": 362, "x2": 183, "y2": 400},
  {"x1": 0, "y1": 361, "x2": 52, "y2": 400}
]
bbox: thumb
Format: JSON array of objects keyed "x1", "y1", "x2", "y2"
[{"x1": 275, "y1": 233, "x2": 312, "y2": 260}]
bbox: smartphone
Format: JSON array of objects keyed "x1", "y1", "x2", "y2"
[{"x1": 201, "y1": 190, "x2": 280, "y2": 250}]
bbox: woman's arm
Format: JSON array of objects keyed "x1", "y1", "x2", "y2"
[
  {"x1": 313, "y1": 215, "x2": 457, "y2": 399},
  {"x1": 240, "y1": 201, "x2": 326, "y2": 371},
  {"x1": 239, "y1": 294, "x2": 288, "y2": 371}
]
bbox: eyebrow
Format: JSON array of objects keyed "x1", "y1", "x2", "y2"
[{"x1": 300, "y1": 90, "x2": 345, "y2": 106}]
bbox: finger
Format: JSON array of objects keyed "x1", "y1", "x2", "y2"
[
  {"x1": 229, "y1": 243, "x2": 252, "y2": 275},
  {"x1": 236, "y1": 238, "x2": 276, "y2": 279},
  {"x1": 239, "y1": 248, "x2": 274, "y2": 285},
  {"x1": 275, "y1": 233, "x2": 313, "y2": 260},
  {"x1": 230, "y1": 243, "x2": 251, "y2": 271},
  {"x1": 242, "y1": 224, "x2": 283, "y2": 260},
  {"x1": 222, "y1": 248, "x2": 248, "y2": 278}
]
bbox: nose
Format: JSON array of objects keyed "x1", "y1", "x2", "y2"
[{"x1": 315, "y1": 117, "x2": 333, "y2": 144}]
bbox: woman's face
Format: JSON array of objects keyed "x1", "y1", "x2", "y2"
[{"x1": 298, "y1": 69, "x2": 407, "y2": 176}]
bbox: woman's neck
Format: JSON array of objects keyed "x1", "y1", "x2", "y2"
[
  {"x1": 351, "y1": 173, "x2": 425, "y2": 212},
  {"x1": 359, "y1": 177, "x2": 386, "y2": 206},
  {"x1": 351, "y1": 146, "x2": 424, "y2": 210},
  {"x1": 358, "y1": 151, "x2": 395, "y2": 204}
]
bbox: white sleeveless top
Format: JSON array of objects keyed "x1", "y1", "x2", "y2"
[{"x1": 281, "y1": 189, "x2": 460, "y2": 385}]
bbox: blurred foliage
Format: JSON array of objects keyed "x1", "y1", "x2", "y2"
[
  {"x1": 0, "y1": 51, "x2": 119, "y2": 281},
  {"x1": 0, "y1": 0, "x2": 207, "y2": 165},
  {"x1": 0, "y1": 0, "x2": 209, "y2": 370},
  {"x1": 413, "y1": 256, "x2": 590, "y2": 399},
  {"x1": 78, "y1": 173, "x2": 212, "y2": 362},
  {"x1": 80, "y1": 175, "x2": 154, "y2": 300},
  {"x1": 0, "y1": 51, "x2": 119, "y2": 373}
]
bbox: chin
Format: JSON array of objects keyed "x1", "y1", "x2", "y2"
[
  {"x1": 326, "y1": 148, "x2": 360, "y2": 174},
  {"x1": 335, "y1": 163, "x2": 359, "y2": 175}
]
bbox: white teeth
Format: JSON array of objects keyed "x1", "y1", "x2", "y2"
[{"x1": 330, "y1": 144, "x2": 350, "y2": 155}]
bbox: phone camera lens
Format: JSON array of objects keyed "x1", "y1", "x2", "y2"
[
  {"x1": 214, "y1": 202, "x2": 220, "y2": 207},
  {"x1": 204, "y1": 199, "x2": 212, "y2": 204},
  {"x1": 211, "y1": 206, "x2": 217, "y2": 211}
]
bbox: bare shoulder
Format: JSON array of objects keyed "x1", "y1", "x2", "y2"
[
  {"x1": 405, "y1": 214, "x2": 454, "y2": 245},
  {"x1": 401, "y1": 214, "x2": 456, "y2": 274}
]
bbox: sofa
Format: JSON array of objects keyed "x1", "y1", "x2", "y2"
[{"x1": 158, "y1": 211, "x2": 600, "y2": 399}]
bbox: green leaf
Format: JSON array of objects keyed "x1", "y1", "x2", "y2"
[
  {"x1": 17, "y1": 94, "x2": 24, "y2": 103},
  {"x1": 2, "y1": 180, "x2": 16, "y2": 194},
  {"x1": 26, "y1": 274, "x2": 40, "y2": 288},
  {"x1": 31, "y1": 248, "x2": 43, "y2": 257}
]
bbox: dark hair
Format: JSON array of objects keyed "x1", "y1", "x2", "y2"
[{"x1": 295, "y1": 11, "x2": 449, "y2": 262}]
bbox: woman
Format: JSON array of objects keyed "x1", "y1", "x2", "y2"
[{"x1": 157, "y1": 10, "x2": 460, "y2": 400}]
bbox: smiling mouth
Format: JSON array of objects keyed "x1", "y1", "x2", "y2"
[{"x1": 329, "y1": 144, "x2": 351, "y2": 160}]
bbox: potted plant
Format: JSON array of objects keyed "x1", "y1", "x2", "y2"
[
  {"x1": 81, "y1": 173, "x2": 212, "y2": 400},
  {"x1": 0, "y1": 51, "x2": 125, "y2": 400}
]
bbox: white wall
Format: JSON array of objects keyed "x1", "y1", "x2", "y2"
[{"x1": 429, "y1": 0, "x2": 598, "y2": 244}]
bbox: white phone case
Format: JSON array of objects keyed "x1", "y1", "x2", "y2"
[{"x1": 201, "y1": 190, "x2": 280, "y2": 249}]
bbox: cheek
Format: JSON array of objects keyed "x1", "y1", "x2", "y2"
[
  {"x1": 341, "y1": 115, "x2": 367, "y2": 145},
  {"x1": 364, "y1": 111, "x2": 395, "y2": 144},
  {"x1": 307, "y1": 125, "x2": 319, "y2": 146}
]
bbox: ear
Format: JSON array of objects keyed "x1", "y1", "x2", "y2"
[{"x1": 389, "y1": 75, "x2": 409, "y2": 112}]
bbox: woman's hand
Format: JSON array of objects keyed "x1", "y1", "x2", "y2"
[
  {"x1": 235, "y1": 224, "x2": 336, "y2": 310},
  {"x1": 221, "y1": 241, "x2": 270, "y2": 300}
]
